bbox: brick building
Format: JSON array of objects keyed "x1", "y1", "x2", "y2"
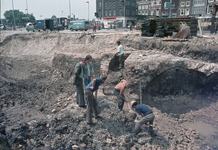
[
  {"x1": 178, "y1": 0, "x2": 193, "y2": 17},
  {"x1": 96, "y1": 0, "x2": 137, "y2": 27},
  {"x1": 207, "y1": 0, "x2": 218, "y2": 17},
  {"x1": 137, "y1": 0, "x2": 162, "y2": 16},
  {"x1": 161, "y1": 0, "x2": 179, "y2": 17}
]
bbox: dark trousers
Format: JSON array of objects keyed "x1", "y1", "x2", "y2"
[
  {"x1": 113, "y1": 88, "x2": 125, "y2": 110},
  {"x1": 85, "y1": 90, "x2": 98, "y2": 123},
  {"x1": 76, "y1": 84, "x2": 85, "y2": 106}
]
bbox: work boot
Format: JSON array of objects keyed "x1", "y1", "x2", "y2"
[
  {"x1": 144, "y1": 127, "x2": 149, "y2": 132},
  {"x1": 148, "y1": 126, "x2": 156, "y2": 137},
  {"x1": 132, "y1": 129, "x2": 140, "y2": 137},
  {"x1": 149, "y1": 130, "x2": 156, "y2": 138},
  {"x1": 95, "y1": 115, "x2": 103, "y2": 119}
]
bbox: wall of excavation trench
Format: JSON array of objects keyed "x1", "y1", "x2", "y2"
[{"x1": 1, "y1": 33, "x2": 218, "y2": 115}]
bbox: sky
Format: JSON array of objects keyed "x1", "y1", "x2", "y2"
[{"x1": 1, "y1": 0, "x2": 96, "y2": 20}]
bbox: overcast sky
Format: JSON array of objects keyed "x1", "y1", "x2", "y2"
[{"x1": 1, "y1": 0, "x2": 96, "y2": 20}]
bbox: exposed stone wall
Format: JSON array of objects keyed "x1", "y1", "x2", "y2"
[{"x1": 51, "y1": 53, "x2": 101, "y2": 81}]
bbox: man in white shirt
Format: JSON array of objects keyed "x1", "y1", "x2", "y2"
[{"x1": 115, "y1": 41, "x2": 124, "y2": 69}]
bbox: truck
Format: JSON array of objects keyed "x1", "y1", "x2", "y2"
[
  {"x1": 44, "y1": 19, "x2": 55, "y2": 31},
  {"x1": 34, "y1": 20, "x2": 45, "y2": 31},
  {"x1": 68, "y1": 20, "x2": 89, "y2": 31},
  {"x1": 56, "y1": 17, "x2": 68, "y2": 29}
]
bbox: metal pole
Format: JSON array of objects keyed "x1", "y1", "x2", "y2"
[
  {"x1": 26, "y1": 0, "x2": 28, "y2": 14},
  {"x1": 12, "y1": 0, "x2": 16, "y2": 30},
  {"x1": 88, "y1": 2, "x2": 89, "y2": 21},
  {"x1": 124, "y1": 0, "x2": 125, "y2": 27},
  {"x1": 69, "y1": 0, "x2": 71, "y2": 19},
  {"x1": 86, "y1": 1, "x2": 89, "y2": 21},
  {"x1": 169, "y1": 0, "x2": 172, "y2": 18},
  {"x1": 202, "y1": 14, "x2": 205, "y2": 34}
]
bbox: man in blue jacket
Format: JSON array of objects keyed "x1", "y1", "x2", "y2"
[
  {"x1": 85, "y1": 76, "x2": 107, "y2": 125},
  {"x1": 131, "y1": 101, "x2": 156, "y2": 137},
  {"x1": 83, "y1": 55, "x2": 94, "y2": 86}
]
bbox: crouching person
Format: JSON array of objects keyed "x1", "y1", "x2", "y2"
[
  {"x1": 131, "y1": 101, "x2": 156, "y2": 137},
  {"x1": 113, "y1": 79, "x2": 128, "y2": 111},
  {"x1": 85, "y1": 76, "x2": 107, "y2": 125}
]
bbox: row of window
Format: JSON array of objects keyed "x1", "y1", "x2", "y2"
[
  {"x1": 138, "y1": 9, "x2": 160, "y2": 16},
  {"x1": 143, "y1": 0, "x2": 160, "y2": 2},
  {"x1": 139, "y1": 8, "x2": 190, "y2": 17},
  {"x1": 180, "y1": 8, "x2": 190, "y2": 16},
  {"x1": 180, "y1": 1, "x2": 190, "y2": 7},
  {"x1": 98, "y1": 0, "x2": 136, "y2": 8},
  {"x1": 193, "y1": 6, "x2": 205, "y2": 14},
  {"x1": 105, "y1": 9, "x2": 136, "y2": 17},
  {"x1": 193, "y1": 0, "x2": 205, "y2": 4},
  {"x1": 138, "y1": 5, "x2": 149, "y2": 10}
]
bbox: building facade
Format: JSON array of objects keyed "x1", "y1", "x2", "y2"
[
  {"x1": 137, "y1": 0, "x2": 162, "y2": 16},
  {"x1": 96, "y1": 0, "x2": 137, "y2": 27},
  {"x1": 192, "y1": 0, "x2": 207, "y2": 16},
  {"x1": 207, "y1": 0, "x2": 218, "y2": 17},
  {"x1": 161, "y1": 0, "x2": 179, "y2": 17},
  {"x1": 178, "y1": 0, "x2": 193, "y2": 17},
  {"x1": 137, "y1": 1, "x2": 150, "y2": 15}
]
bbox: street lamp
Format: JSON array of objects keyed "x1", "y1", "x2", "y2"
[
  {"x1": 11, "y1": 0, "x2": 16, "y2": 30},
  {"x1": 26, "y1": 0, "x2": 28, "y2": 14},
  {"x1": 86, "y1": 1, "x2": 89, "y2": 21},
  {"x1": 69, "y1": 0, "x2": 71, "y2": 19},
  {"x1": 61, "y1": 11, "x2": 63, "y2": 17}
]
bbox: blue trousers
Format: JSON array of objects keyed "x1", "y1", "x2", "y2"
[
  {"x1": 83, "y1": 76, "x2": 92, "y2": 86},
  {"x1": 113, "y1": 88, "x2": 125, "y2": 110}
]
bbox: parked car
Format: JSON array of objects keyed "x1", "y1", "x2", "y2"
[
  {"x1": 26, "y1": 22, "x2": 35, "y2": 32},
  {"x1": 68, "y1": 20, "x2": 89, "y2": 31},
  {"x1": 0, "y1": 24, "x2": 4, "y2": 30},
  {"x1": 90, "y1": 22, "x2": 101, "y2": 30}
]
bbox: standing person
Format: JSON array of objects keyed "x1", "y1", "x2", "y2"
[
  {"x1": 83, "y1": 55, "x2": 94, "y2": 86},
  {"x1": 72, "y1": 58, "x2": 89, "y2": 108},
  {"x1": 129, "y1": 22, "x2": 132, "y2": 31},
  {"x1": 101, "y1": 22, "x2": 104, "y2": 29},
  {"x1": 136, "y1": 22, "x2": 139, "y2": 30},
  {"x1": 85, "y1": 76, "x2": 107, "y2": 125},
  {"x1": 131, "y1": 101, "x2": 156, "y2": 137},
  {"x1": 113, "y1": 79, "x2": 128, "y2": 111},
  {"x1": 93, "y1": 21, "x2": 96, "y2": 32},
  {"x1": 115, "y1": 41, "x2": 124, "y2": 69}
]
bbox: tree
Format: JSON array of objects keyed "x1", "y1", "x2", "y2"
[
  {"x1": 0, "y1": 19, "x2": 6, "y2": 24},
  {"x1": 51, "y1": 15, "x2": 57, "y2": 18},
  {"x1": 4, "y1": 9, "x2": 36, "y2": 26}
]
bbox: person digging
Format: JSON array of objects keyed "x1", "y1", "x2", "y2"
[
  {"x1": 131, "y1": 101, "x2": 156, "y2": 137},
  {"x1": 113, "y1": 79, "x2": 128, "y2": 111},
  {"x1": 85, "y1": 76, "x2": 107, "y2": 125}
]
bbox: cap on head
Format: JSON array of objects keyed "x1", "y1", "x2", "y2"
[{"x1": 131, "y1": 101, "x2": 137, "y2": 107}]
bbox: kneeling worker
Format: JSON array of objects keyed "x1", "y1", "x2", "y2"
[
  {"x1": 85, "y1": 76, "x2": 107, "y2": 125},
  {"x1": 131, "y1": 101, "x2": 156, "y2": 137}
]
